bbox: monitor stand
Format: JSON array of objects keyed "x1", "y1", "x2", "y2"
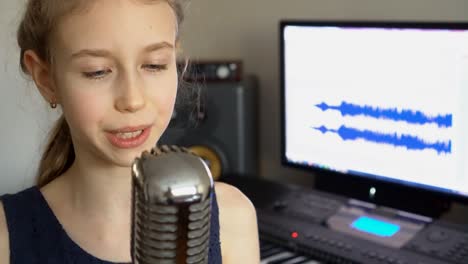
[{"x1": 315, "y1": 173, "x2": 452, "y2": 219}]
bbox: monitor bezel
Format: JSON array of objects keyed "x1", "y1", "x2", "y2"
[{"x1": 279, "y1": 20, "x2": 468, "y2": 216}]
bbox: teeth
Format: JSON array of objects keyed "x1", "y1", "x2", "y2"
[{"x1": 115, "y1": 130, "x2": 143, "y2": 139}]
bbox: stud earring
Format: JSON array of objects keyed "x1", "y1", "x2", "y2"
[{"x1": 50, "y1": 102, "x2": 57, "y2": 109}]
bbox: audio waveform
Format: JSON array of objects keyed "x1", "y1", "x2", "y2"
[
  {"x1": 315, "y1": 101, "x2": 452, "y2": 128},
  {"x1": 313, "y1": 125, "x2": 452, "y2": 154}
]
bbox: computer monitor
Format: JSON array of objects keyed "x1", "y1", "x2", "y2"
[{"x1": 280, "y1": 20, "x2": 468, "y2": 217}]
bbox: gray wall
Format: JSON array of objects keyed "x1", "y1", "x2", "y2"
[
  {"x1": 179, "y1": 0, "x2": 468, "y2": 186},
  {"x1": 1, "y1": 0, "x2": 468, "y2": 217}
]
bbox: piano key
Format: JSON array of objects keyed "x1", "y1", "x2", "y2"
[
  {"x1": 293, "y1": 259, "x2": 321, "y2": 264},
  {"x1": 261, "y1": 246, "x2": 285, "y2": 259},
  {"x1": 267, "y1": 253, "x2": 300, "y2": 264},
  {"x1": 259, "y1": 239, "x2": 323, "y2": 264},
  {"x1": 279, "y1": 256, "x2": 308, "y2": 264},
  {"x1": 260, "y1": 251, "x2": 295, "y2": 264}
]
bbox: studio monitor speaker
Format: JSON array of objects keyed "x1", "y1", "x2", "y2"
[{"x1": 158, "y1": 75, "x2": 258, "y2": 180}]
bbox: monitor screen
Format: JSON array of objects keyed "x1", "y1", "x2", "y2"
[{"x1": 281, "y1": 21, "x2": 468, "y2": 202}]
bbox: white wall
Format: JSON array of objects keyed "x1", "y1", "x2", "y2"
[
  {"x1": 1, "y1": 0, "x2": 468, "y2": 195},
  {"x1": 0, "y1": 0, "x2": 59, "y2": 195}
]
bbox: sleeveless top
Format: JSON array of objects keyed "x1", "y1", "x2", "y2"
[{"x1": 0, "y1": 186, "x2": 222, "y2": 264}]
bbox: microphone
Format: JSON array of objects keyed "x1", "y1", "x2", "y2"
[{"x1": 131, "y1": 145, "x2": 214, "y2": 264}]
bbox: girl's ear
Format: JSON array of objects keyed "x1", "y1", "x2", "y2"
[{"x1": 23, "y1": 50, "x2": 58, "y2": 104}]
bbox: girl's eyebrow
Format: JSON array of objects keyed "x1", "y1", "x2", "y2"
[
  {"x1": 143, "y1": 41, "x2": 174, "y2": 53},
  {"x1": 70, "y1": 41, "x2": 174, "y2": 60}
]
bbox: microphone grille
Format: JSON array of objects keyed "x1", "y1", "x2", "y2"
[{"x1": 131, "y1": 145, "x2": 213, "y2": 264}]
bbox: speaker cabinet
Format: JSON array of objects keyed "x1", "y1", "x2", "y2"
[{"x1": 159, "y1": 76, "x2": 258, "y2": 180}]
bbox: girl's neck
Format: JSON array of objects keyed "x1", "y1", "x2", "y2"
[
  {"x1": 60, "y1": 156, "x2": 133, "y2": 222},
  {"x1": 40, "y1": 155, "x2": 134, "y2": 261}
]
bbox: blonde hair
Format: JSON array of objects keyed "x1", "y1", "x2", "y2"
[{"x1": 17, "y1": 0, "x2": 185, "y2": 188}]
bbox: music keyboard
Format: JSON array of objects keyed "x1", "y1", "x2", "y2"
[
  {"x1": 224, "y1": 177, "x2": 468, "y2": 264},
  {"x1": 260, "y1": 239, "x2": 322, "y2": 264}
]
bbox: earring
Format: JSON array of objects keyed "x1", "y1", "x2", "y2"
[{"x1": 50, "y1": 102, "x2": 57, "y2": 109}]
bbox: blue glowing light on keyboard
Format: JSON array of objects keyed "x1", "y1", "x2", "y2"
[{"x1": 351, "y1": 216, "x2": 400, "y2": 237}]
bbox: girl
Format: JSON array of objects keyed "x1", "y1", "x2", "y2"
[{"x1": 0, "y1": 0, "x2": 260, "y2": 263}]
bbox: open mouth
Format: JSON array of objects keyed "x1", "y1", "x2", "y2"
[
  {"x1": 114, "y1": 130, "x2": 144, "y2": 139},
  {"x1": 106, "y1": 126, "x2": 152, "y2": 149}
]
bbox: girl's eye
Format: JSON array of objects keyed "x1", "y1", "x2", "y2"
[
  {"x1": 81, "y1": 64, "x2": 167, "y2": 79},
  {"x1": 144, "y1": 64, "x2": 168, "y2": 72},
  {"x1": 82, "y1": 69, "x2": 111, "y2": 80}
]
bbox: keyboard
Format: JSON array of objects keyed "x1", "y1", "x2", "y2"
[
  {"x1": 261, "y1": 239, "x2": 323, "y2": 264},
  {"x1": 223, "y1": 176, "x2": 468, "y2": 264}
]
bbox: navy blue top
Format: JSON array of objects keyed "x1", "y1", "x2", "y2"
[{"x1": 1, "y1": 186, "x2": 222, "y2": 264}]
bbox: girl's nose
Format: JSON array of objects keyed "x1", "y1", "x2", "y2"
[{"x1": 114, "y1": 74, "x2": 146, "y2": 113}]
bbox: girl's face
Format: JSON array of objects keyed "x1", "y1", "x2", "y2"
[{"x1": 51, "y1": 0, "x2": 178, "y2": 167}]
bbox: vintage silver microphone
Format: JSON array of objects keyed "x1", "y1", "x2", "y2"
[{"x1": 131, "y1": 145, "x2": 214, "y2": 264}]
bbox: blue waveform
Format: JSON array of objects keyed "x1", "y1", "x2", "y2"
[
  {"x1": 314, "y1": 125, "x2": 451, "y2": 154},
  {"x1": 315, "y1": 102, "x2": 452, "y2": 128}
]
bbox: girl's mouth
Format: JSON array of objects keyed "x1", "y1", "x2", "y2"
[{"x1": 105, "y1": 126, "x2": 152, "y2": 149}]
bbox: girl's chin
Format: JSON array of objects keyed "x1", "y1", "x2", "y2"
[
  {"x1": 100, "y1": 140, "x2": 159, "y2": 167},
  {"x1": 107, "y1": 151, "x2": 146, "y2": 168}
]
